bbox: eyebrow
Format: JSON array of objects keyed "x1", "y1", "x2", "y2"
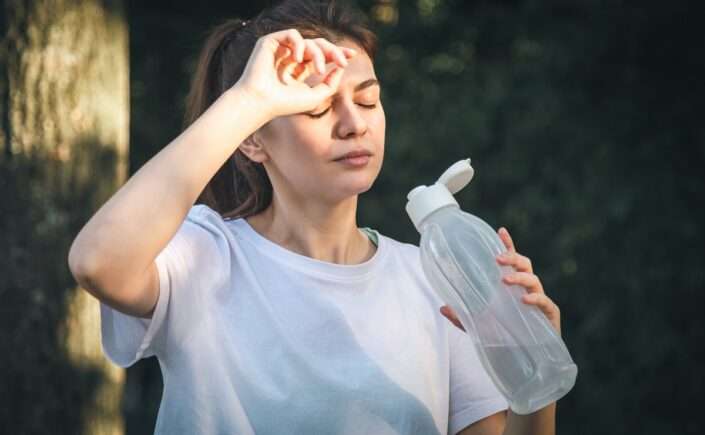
[{"x1": 353, "y1": 78, "x2": 380, "y2": 92}]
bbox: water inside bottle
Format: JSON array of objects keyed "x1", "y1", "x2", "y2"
[{"x1": 480, "y1": 342, "x2": 577, "y2": 413}]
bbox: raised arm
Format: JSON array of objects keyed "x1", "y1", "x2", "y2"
[
  {"x1": 67, "y1": 28, "x2": 354, "y2": 318},
  {"x1": 68, "y1": 86, "x2": 270, "y2": 317}
]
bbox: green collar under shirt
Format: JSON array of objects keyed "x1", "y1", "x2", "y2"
[{"x1": 359, "y1": 227, "x2": 379, "y2": 247}]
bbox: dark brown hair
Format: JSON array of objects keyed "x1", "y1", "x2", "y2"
[{"x1": 184, "y1": 0, "x2": 378, "y2": 219}]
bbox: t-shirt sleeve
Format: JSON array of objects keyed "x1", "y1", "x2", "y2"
[
  {"x1": 447, "y1": 321, "x2": 509, "y2": 435},
  {"x1": 99, "y1": 204, "x2": 231, "y2": 367}
]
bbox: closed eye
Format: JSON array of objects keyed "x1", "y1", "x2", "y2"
[{"x1": 308, "y1": 103, "x2": 377, "y2": 119}]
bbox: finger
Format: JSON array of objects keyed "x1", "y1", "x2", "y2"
[
  {"x1": 312, "y1": 38, "x2": 349, "y2": 68},
  {"x1": 498, "y1": 227, "x2": 516, "y2": 252},
  {"x1": 522, "y1": 293, "x2": 561, "y2": 335},
  {"x1": 440, "y1": 305, "x2": 466, "y2": 332},
  {"x1": 502, "y1": 272, "x2": 544, "y2": 294},
  {"x1": 440, "y1": 305, "x2": 457, "y2": 319},
  {"x1": 303, "y1": 39, "x2": 327, "y2": 74},
  {"x1": 290, "y1": 60, "x2": 309, "y2": 81},
  {"x1": 290, "y1": 56, "x2": 318, "y2": 82},
  {"x1": 277, "y1": 47, "x2": 312, "y2": 84},
  {"x1": 521, "y1": 293, "x2": 559, "y2": 317},
  {"x1": 280, "y1": 55, "x2": 302, "y2": 84},
  {"x1": 310, "y1": 65, "x2": 344, "y2": 96},
  {"x1": 325, "y1": 66, "x2": 345, "y2": 90},
  {"x1": 273, "y1": 43, "x2": 294, "y2": 68},
  {"x1": 341, "y1": 47, "x2": 358, "y2": 58},
  {"x1": 270, "y1": 29, "x2": 306, "y2": 63},
  {"x1": 495, "y1": 251, "x2": 533, "y2": 273}
]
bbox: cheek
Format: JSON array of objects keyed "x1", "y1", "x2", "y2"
[
  {"x1": 370, "y1": 110, "x2": 386, "y2": 149},
  {"x1": 372, "y1": 103, "x2": 385, "y2": 130},
  {"x1": 286, "y1": 123, "x2": 331, "y2": 157}
]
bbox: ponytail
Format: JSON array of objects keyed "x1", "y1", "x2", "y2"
[{"x1": 183, "y1": 17, "x2": 272, "y2": 219}]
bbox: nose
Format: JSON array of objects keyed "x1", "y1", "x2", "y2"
[{"x1": 335, "y1": 101, "x2": 368, "y2": 138}]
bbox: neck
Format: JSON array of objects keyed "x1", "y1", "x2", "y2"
[{"x1": 245, "y1": 192, "x2": 376, "y2": 265}]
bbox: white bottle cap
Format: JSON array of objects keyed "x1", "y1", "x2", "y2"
[{"x1": 406, "y1": 159, "x2": 475, "y2": 231}]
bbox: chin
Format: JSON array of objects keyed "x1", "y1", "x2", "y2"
[
  {"x1": 322, "y1": 160, "x2": 382, "y2": 198},
  {"x1": 347, "y1": 176, "x2": 377, "y2": 196},
  {"x1": 324, "y1": 177, "x2": 377, "y2": 202}
]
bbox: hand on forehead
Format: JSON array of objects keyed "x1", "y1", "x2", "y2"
[{"x1": 303, "y1": 42, "x2": 374, "y2": 89}]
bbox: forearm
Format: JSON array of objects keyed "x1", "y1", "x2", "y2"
[
  {"x1": 502, "y1": 402, "x2": 556, "y2": 435},
  {"x1": 68, "y1": 85, "x2": 270, "y2": 290}
]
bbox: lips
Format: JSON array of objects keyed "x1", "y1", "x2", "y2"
[{"x1": 334, "y1": 149, "x2": 373, "y2": 161}]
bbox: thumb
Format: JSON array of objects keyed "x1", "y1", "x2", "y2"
[{"x1": 440, "y1": 305, "x2": 466, "y2": 332}]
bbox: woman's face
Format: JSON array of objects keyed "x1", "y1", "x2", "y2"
[{"x1": 253, "y1": 40, "x2": 385, "y2": 205}]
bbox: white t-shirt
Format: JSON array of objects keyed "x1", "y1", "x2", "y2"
[{"x1": 100, "y1": 204, "x2": 508, "y2": 435}]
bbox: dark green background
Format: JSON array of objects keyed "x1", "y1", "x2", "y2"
[
  {"x1": 127, "y1": 1, "x2": 704, "y2": 433},
  {"x1": 4, "y1": 0, "x2": 703, "y2": 433}
]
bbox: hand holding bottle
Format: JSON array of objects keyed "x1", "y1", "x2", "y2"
[
  {"x1": 234, "y1": 28, "x2": 356, "y2": 120},
  {"x1": 440, "y1": 227, "x2": 562, "y2": 336}
]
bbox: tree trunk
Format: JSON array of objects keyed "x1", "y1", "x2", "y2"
[{"x1": 1, "y1": 1, "x2": 129, "y2": 434}]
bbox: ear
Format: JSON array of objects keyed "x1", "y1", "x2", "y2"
[{"x1": 238, "y1": 131, "x2": 269, "y2": 163}]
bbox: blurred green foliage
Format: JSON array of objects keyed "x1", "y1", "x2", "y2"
[
  {"x1": 127, "y1": 0, "x2": 703, "y2": 433},
  {"x1": 365, "y1": 1, "x2": 704, "y2": 432}
]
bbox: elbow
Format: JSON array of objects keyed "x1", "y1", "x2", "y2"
[
  {"x1": 67, "y1": 242, "x2": 153, "y2": 318},
  {"x1": 68, "y1": 239, "x2": 103, "y2": 294}
]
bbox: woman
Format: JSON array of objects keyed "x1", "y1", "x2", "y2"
[{"x1": 68, "y1": 0, "x2": 562, "y2": 433}]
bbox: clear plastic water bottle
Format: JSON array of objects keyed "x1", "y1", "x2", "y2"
[{"x1": 406, "y1": 158, "x2": 578, "y2": 415}]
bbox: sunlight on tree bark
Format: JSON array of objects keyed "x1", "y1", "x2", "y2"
[{"x1": 3, "y1": 1, "x2": 130, "y2": 434}]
